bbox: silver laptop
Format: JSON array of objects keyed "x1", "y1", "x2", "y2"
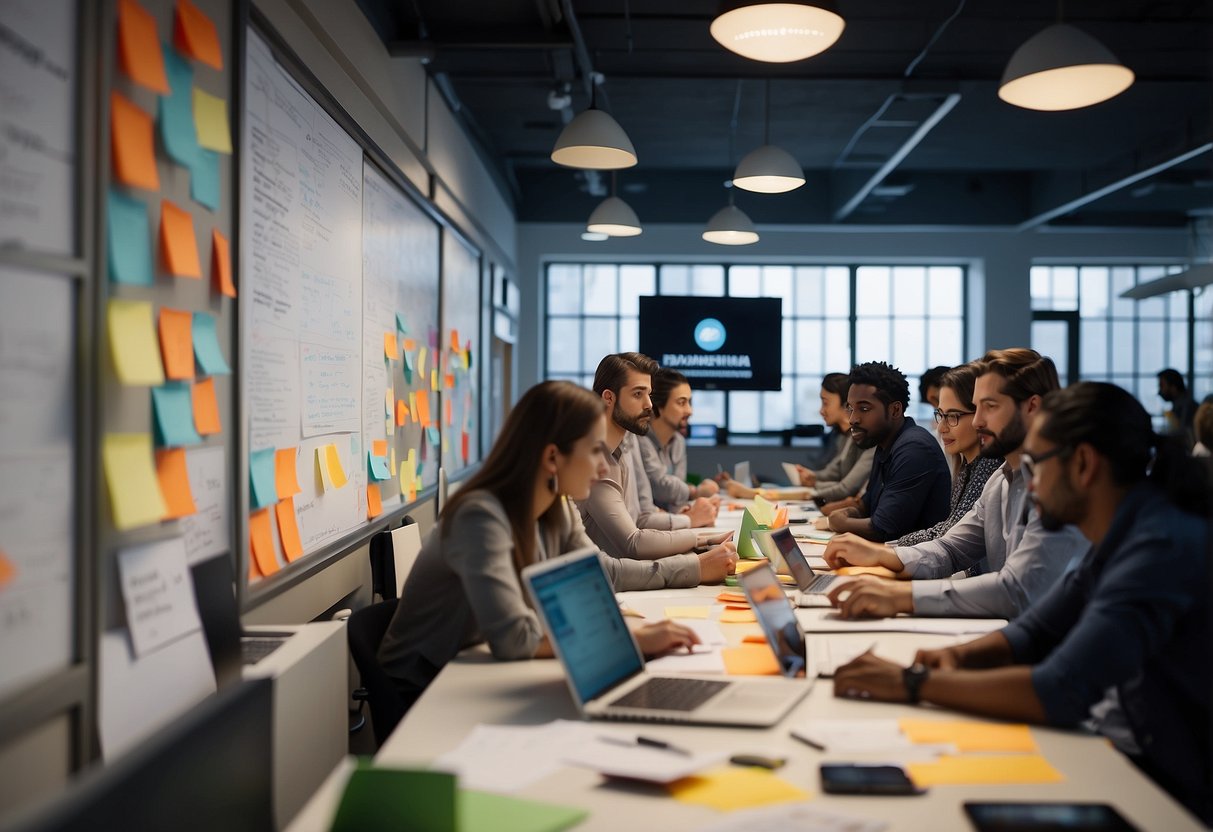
[
  {"x1": 753, "y1": 526, "x2": 837, "y2": 607},
  {"x1": 738, "y1": 562, "x2": 820, "y2": 678},
  {"x1": 523, "y1": 547, "x2": 811, "y2": 727}
]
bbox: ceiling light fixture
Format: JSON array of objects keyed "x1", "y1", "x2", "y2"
[
  {"x1": 999, "y1": 21, "x2": 1134, "y2": 111},
  {"x1": 733, "y1": 80, "x2": 805, "y2": 193},
  {"x1": 586, "y1": 173, "x2": 643, "y2": 237},
  {"x1": 710, "y1": 2, "x2": 845, "y2": 63},
  {"x1": 703, "y1": 191, "x2": 759, "y2": 245},
  {"x1": 551, "y1": 80, "x2": 638, "y2": 169}
]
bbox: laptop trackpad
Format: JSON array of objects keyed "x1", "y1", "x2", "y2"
[{"x1": 712, "y1": 683, "x2": 805, "y2": 710}]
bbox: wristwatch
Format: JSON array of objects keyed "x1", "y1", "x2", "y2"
[{"x1": 903, "y1": 662, "x2": 930, "y2": 704}]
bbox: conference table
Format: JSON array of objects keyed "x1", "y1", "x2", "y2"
[{"x1": 285, "y1": 506, "x2": 1203, "y2": 831}]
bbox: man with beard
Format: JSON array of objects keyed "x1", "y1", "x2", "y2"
[
  {"x1": 578, "y1": 353, "x2": 737, "y2": 569},
  {"x1": 636, "y1": 367, "x2": 720, "y2": 516},
  {"x1": 830, "y1": 382, "x2": 1211, "y2": 825},
  {"x1": 1157, "y1": 367, "x2": 1197, "y2": 443},
  {"x1": 823, "y1": 361, "x2": 951, "y2": 541},
  {"x1": 822, "y1": 348, "x2": 1087, "y2": 619}
]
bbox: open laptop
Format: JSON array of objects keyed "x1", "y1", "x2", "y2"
[
  {"x1": 753, "y1": 526, "x2": 837, "y2": 607},
  {"x1": 738, "y1": 563, "x2": 817, "y2": 678},
  {"x1": 523, "y1": 547, "x2": 810, "y2": 727}
]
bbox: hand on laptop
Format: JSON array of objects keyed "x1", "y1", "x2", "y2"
[
  {"x1": 631, "y1": 619, "x2": 702, "y2": 658},
  {"x1": 823, "y1": 534, "x2": 903, "y2": 572},
  {"x1": 697, "y1": 542, "x2": 738, "y2": 583},
  {"x1": 827, "y1": 579, "x2": 913, "y2": 619},
  {"x1": 682, "y1": 497, "x2": 718, "y2": 527}
]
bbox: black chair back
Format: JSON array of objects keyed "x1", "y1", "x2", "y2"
[{"x1": 347, "y1": 599, "x2": 406, "y2": 747}]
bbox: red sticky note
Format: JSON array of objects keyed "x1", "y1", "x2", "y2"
[
  {"x1": 212, "y1": 230, "x2": 236, "y2": 297},
  {"x1": 155, "y1": 448, "x2": 197, "y2": 519},
  {"x1": 384, "y1": 331, "x2": 398, "y2": 361},
  {"x1": 173, "y1": 0, "x2": 223, "y2": 69},
  {"x1": 367, "y1": 483, "x2": 383, "y2": 519},
  {"x1": 159, "y1": 201, "x2": 202, "y2": 278},
  {"x1": 275, "y1": 448, "x2": 301, "y2": 499},
  {"x1": 372, "y1": 439, "x2": 388, "y2": 457},
  {"x1": 395, "y1": 399, "x2": 407, "y2": 427},
  {"x1": 249, "y1": 508, "x2": 280, "y2": 576},
  {"x1": 461, "y1": 430, "x2": 469, "y2": 463},
  {"x1": 118, "y1": 0, "x2": 169, "y2": 93},
  {"x1": 110, "y1": 92, "x2": 160, "y2": 191},
  {"x1": 276, "y1": 497, "x2": 303, "y2": 561},
  {"x1": 444, "y1": 372, "x2": 455, "y2": 389},
  {"x1": 158, "y1": 307, "x2": 195, "y2": 380},
  {"x1": 192, "y1": 377, "x2": 222, "y2": 434}
]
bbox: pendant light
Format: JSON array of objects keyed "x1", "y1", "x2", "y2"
[
  {"x1": 551, "y1": 81, "x2": 638, "y2": 170},
  {"x1": 710, "y1": 2, "x2": 845, "y2": 63},
  {"x1": 586, "y1": 173, "x2": 642, "y2": 237},
  {"x1": 733, "y1": 80, "x2": 804, "y2": 193},
  {"x1": 703, "y1": 191, "x2": 759, "y2": 246}
]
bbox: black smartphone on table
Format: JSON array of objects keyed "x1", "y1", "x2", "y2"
[
  {"x1": 819, "y1": 763, "x2": 924, "y2": 795},
  {"x1": 963, "y1": 802, "x2": 1138, "y2": 831}
]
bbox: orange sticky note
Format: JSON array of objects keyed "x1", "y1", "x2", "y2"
[
  {"x1": 248, "y1": 552, "x2": 261, "y2": 581},
  {"x1": 158, "y1": 308, "x2": 195, "y2": 380},
  {"x1": 741, "y1": 634, "x2": 767, "y2": 644},
  {"x1": 772, "y1": 507, "x2": 788, "y2": 528},
  {"x1": 0, "y1": 549, "x2": 14, "y2": 588},
  {"x1": 367, "y1": 483, "x2": 383, "y2": 519},
  {"x1": 118, "y1": 0, "x2": 169, "y2": 93},
  {"x1": 372, "y1": 439, "x2": 388, "y2": 457},
  {"x1": 110, "y1": 92, "x2": 159, "y2": 191},
  {"x1": 734, "y1": 559, "x2": 766, "y2": 575},
  {"x1": 719, "y1": 608, "x2": 758, "y2": 624},
  {"x1": 274, "y1": 448, "x2": 301, "y2": 499},
  {"x1": 402, "y1": 338, "x2": 416, "y2": 352},
  {"x1": 716, "y1": 591, "x2": 748, "y2": 604},
  {"x1": 450, "y1": 329, "x2": 461, "y2": 351},
  {"x1": 444, "y1": 372, "x2": 455, "y2": 389},
  {"x1": 192, "y1": 377, "x2": 222, "y2": 434},
  {"x1": 249, "y1": 508, "x2": 279, "y2": 576},
  {"x1": 384, "y1": 332, "x2": 398, "y2": 360},
  {"x1": 159, "y1": 200, "x2": 201, "y2": 277},
  {"x1": 173, "y1": 0, "x2": 223, "y2": 69},
  {"x1": 155, "y1": 448, "x2": 197, "y2": 519},
  {"x1": 395, "y1": 399, "x2": 407, "y2": 427},
  {"x1": 416, "y1": 389, "x2": 431, "y2": 427},
  {"x1": 444, "y1": 399, "x2": 453, "y2": 427},
  {"x1": 212, "y1": 230, "x2": 235, "y2": 297},
  {"x1": 461, "y1": 430, "x2": 469, "y2": 462},
  {"x1": 722, "y1": 644, "x2": 780, "y2": 676},
  {"x1": 276, "y1": 497, "x2": 303, "y2": 561}
]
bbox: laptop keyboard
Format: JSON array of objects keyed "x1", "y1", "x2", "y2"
[
  {"x1": 608, "y1": 677, "x2": 730, "y2": 711},
  {"x1": 241, "y1": 637, "x2": 285, "y2": 665},
  {"x1": 809, "y1": 574, "x2": 838, "y2": 592}
]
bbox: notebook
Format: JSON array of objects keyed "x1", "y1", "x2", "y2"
[
  {"x1": 753, "y1": 526, "x2": 837, "y2": 607},
  {"x1": 523, "y1": 548, "x2": 811, "y2": 727}
]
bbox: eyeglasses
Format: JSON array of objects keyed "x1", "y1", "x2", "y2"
[
  {"x1": 932, "y1": 409, "x2": 975, "y2": 427},
  {"x1": 1021, "y1": 445, "x2": 1068, "y2": 478}
]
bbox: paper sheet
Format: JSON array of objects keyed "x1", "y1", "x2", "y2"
[
  {"x1": 159, "y1": 47, "x2": 198, "y2": 167},
  {"x1": 668, "y1": 766, "x2": 809, "y2": 811},
  {"x1": 158, "y1": 308, "x2": 195, "y2": 380},
  {"x1": 103, "y1": 433, "x2": 167, "y2": 530},
  {"x1": 117, "y1": 0, "x2": 169, "y2": 92},
  {"x1": 906, "y1": 754, "x2": 1064, "y2": 786},
  {"x1": 174, "y1": 0, "x2": 223, "y2": 69},
  {"x1": 367, "y1": 483, "x2": 383, "y2": 519},
  {"x1": 274, "y1": 447, "x2": 301, "y2": 498},
  {"x1": 796, "y1": 609, "x2": 1008, "y2": 635},
  {"x1": 275, "y1": 497, "x2": 303, "y2": 561},
  {"x1": 433, "y1": 720, "x2": 598, "y2": 793},
  {"x1": 698, "y1": 804, "x2": 886, "y2": 832},
  {"x1": 108, "y1": 299, "x2": 165, "y2": 386},
  {"x1": 791, "y1": 719, "x2": 926, "y2": 755},
  {"x1": 562, "y1": 737, "x2": 727, "y2": 783},
  {"x1": 179, "y1": 445, "x2": 227, "y2": 565},
  {"x1": 189, "y1": 146, "x2": 220, "y2": 212},
  {"x1": 159, "y1": 200, "x2": 201, "y2": 277},
  {"x1": 110, "y1": 91, "x2": 160, "y2": 191},
  {"x1": 192, "y1": 87, "x2": 232, "y2": 153},
  {"x1": 897, "y1": 719, "x2": 1038, "y2": 753},
  {"x1": 106, "y1": 190, "x2": 154, "y2": 285},
  {"x1": 249, "y1": 447, "x2": 277, "y2": 510},
  {"x1": 720, "y1": 608, "x2": 758, "y2": 624},
  {"x1": 248, "y1": 507, "x2": 279, "y2": 576},
  {"x1": 116, "y1": 537, "x2": 203, "y2": 658},
  {"x1": 645, "y1": 645, "x2": 727, "y2": 675},
  {"x1": 722, "y1": 643, "x2": 780, "y2": 675}
]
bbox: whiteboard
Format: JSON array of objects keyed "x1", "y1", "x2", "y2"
[{"x1": 441, "y1": 231, "x2": 481, "y2": 472}]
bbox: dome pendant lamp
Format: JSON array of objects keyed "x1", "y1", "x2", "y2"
[
  {"x1": 710, "y1": 2, "x2": 845, "y2": 63},
  {"x1": 733, "y1": 80, "x2": 804, "y2": 194},
  {"x1": 586, "y1": 173, "x2": 642, "y2": 237},
  {"x1": 999, "y1": 12, "x2": 1134, "y2": 111},
  {"x1": 703, "y1": 190, "x2": 759, "y2": 246},
  {"x1": 551, "y1": 81, "x2": 638, "y2": 170}
]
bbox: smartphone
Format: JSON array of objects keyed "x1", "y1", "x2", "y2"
[
  {"x1": 963, "y1": 802, "x2": 1138, "y2": 831},
  {"x1": 819, "y1": 763, "x2": 924, "y2": 795}
]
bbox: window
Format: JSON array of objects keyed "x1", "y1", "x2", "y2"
[{"x1": 545, "y1": 262, "x2": 968, "y2": 434}]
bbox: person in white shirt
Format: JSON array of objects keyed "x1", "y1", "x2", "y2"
[{"x1": 637, "y1": 368, "x2": 719, "y2": 512}]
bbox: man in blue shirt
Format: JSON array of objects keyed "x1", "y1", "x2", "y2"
[
  {"x1": 831, "y1": 382, "x2": 1212, "y2": 824},
  {"x1": 825, "y1": 361, "x2": 950, "y2": 541}
]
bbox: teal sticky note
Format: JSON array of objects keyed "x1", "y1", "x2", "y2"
[
  {"x1": 395, "y1": 312, "x2": 408, "y2": 333},
  {"x1": 106, "y1": 190, "x2": 154, "y2": 285},
  {"x1": 329, "y1": 764, "x2": 455, "y2": 832},
  {"x1": 159, "y1": 47, "x2": 199, "y2": 168},
  {"x1": 190, "y1": 147, "x2": 220, "y2": 212},
  {"x1": 368, "y1": 452, "x2": 390, "y2": 482},
  {"x1": 426, "y1": 426, "x2": 440, "y2": 446},
  {"x1": 249, "y1": 447, "x2": 276, "y2": 510},
  {"x1": 151, "y1": 382, "x2": 202, "y2": 447},
  {"x1": 459, "y1": 790, "x2": 588, "y2": 832},
  {"x1": 415, "y1": 460, "x2": 424, "y2": 478},
  {"x1": 192, "y1": 312, "x2": 231, "y2": 375}
]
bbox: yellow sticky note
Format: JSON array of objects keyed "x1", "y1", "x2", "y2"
[
  {"x1": 430, "y1": 369, "x2": 439, "y2": 391},
  {"x1": 898, "y1": 720, "x2": 1038, "y2": 753},
  {"x1": 390, "y1": 447, "x2": 397, "y2": 477},
  {"x1": 408, "y1": 392, "x2": 419, "y2": 423},
  {"x1": 664, "y1": 606, "x2": 710, "y2": 619},
  {"x1": 722, "y1": 643, "x2": 781, "y2": 675},
  {"x1": 417, "y1": 346, "x2": 427, "y2": 376},
  {"x1": 719, "y1": 608, "x2": 758, "y2": 624},
  {"x1": 906, "y1": 754, "x2": 1063, "y2": 787},
  {"x1": 752, "y1": 494, "x2": 776, "y2": 526},
  {"x1": 668, "y1": 766, "x2": 808, "y2": 811},
  {"x1": 734, "y1": 559, "x2": 767, "y2": 574},
  {"x1": 108, "y1": 299, "x2": 165, "y2": 385},
  {"x1": 192, "y1": 87, "x2": 233, "y2": 153},
  {"x1": 321, "y1": 444, "x2": 348, "y2": 490},
  {"x1": 103, "y1": 433, "x2": 167, "y2": 530}
]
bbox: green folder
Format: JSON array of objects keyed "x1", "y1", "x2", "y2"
[{"x1": 736, "y1": 508, "x2": 769, "y2": 559}]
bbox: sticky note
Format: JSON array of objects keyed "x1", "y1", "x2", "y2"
[
  {"x1": 0, "y1": 551, "x2": 14, "y2": 588},
  {"x1": 249, "y1": 508, "x2": 279, "y2": 576},
  {"x1": 108, "y1": 299, "x2": 165, "y2": 385},
  {"x1": 319, "y1": 444, "x2": 348, "y2": 491},
  {"x1": 426, "y1": 426, "x2": 440, "y2": 447},
  {"x1": 276, "y1": 498, "x2": 303, "y2": 561},
  {"x1": 368, "y1": 452, "x2": 390, "y2": 482},
  {"x1": 190, "y1": 147, "x2": 220, "y2": 212},
  {"x1": 106, "y1": 190, "x2": 154, "y2": 285},
  {"x1": 403, "y1": 338, "x2": 416, "y2": 352},
  {"x1": 395, "y1": 399, "x2": 407, "y2": 427},
  {"x1": 668, "y1": 766, "x2": 808, "y2": 811},
  {"x1": 428, "y1": 327, "x2": 438, "y2": 348},
  {"x1": 734, "y1": 559, "x2": 767, "y2": 574},
  {"x1": 117, "y1": 0, "x2": 169, "y2": 93},
  {"x1": 719, "y1": 608, "x2": 757, "y2": 624},
  {"x1": 461, "y1": 430, "x2": 469, "y2": 462},
  {"x1": 211, "y1": 230, "x2": 235, "y2": 297},
  {"x1": 173, "y1": 0, "x2": 223, "y2": 69},
  {"x1": 384, "y1": 332, "x2": 398, "y2": 360},
  {"x1": 408, "y1": 392, "x2": 419, "y2": 423},
  {"x1": 898, "y1": 720, "x2": 1038, "y2": 753},
  {"x1": 366, "y1": 483, "x2": 383, "y2": 519},
  {"x1": 664, "y1": 606, "x2": 710, "y2": 619},
  {"x1": 159, "y1": 200, "x2": 201, "y2": 277},
  {"x1": 444, "y1": 372, "x2": 455, "y2": 390},
  {"x1": 192, "y1": 87, "x2": 232, "y2": 153},
  {"x1": 441, "y1": 436, "x2": 449, "y2": 454},
  {"x1": 372, "y1": 440, "x2": 387, "y2": 457},
  {"x1": 722, "y1": 644, "x2": 780, "y2": 675},
  {"x1": 431, "y1": 369, "x2": 439, "y2": 391},
  {"x1": 417, "y1": 347, "x2": 427, "y2": 376},
  {"x1": 400, "y1": 452, "x2": 417, "y2": 501},
  {"x1": 155, "y1": 448, "x2": 197, "y2": 519},
  {"x1": 450, "y1": 329, "x2": 461, "y2": 351},
  {"x1": 416, "y1": 390, "x2": 431, "y2": 426},
  {"x1": 192, "y1": 377, "x2": 222, "y2": 435},
  {"x1": 905, "y1": 755, "x2": 1064, "y2": 787},
  {"x1": 249, "y1": 447, "x2": 277, "y2": 510},
  {"x1": 158, "y1": 307, "x2": 195, "y2": 380},
  {"x1": 752, "y1": 494, "x2": 776, "y2": 526},
  {"x1": 395, "y1": 312, "x2": 408, "y2": 333},
  {"x1": 103, "y1": 433, "x2": 167, "y2": 530},
  {"x1": 191, "y1": 311, "x2": 230, "y2": 375},
  {"x1": 444, "y1": 399, "x2": 453, "y2": 427},
  {"x1": 274, "y1": 448, "x2": 301, "y2": 499},
  {"x1": 152, "y1": 382, "x2": 202, "y2": 446},
  {"x1": 159, "y1": 46, "x2": 198, "y2": 167},
  {"x1": 111, "y1": 92, "x2": 160, "y2": 191}
]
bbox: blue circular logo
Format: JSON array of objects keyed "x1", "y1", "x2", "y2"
[{"x1": 694, "y1": 318, "x2": 727, "y2": 352}]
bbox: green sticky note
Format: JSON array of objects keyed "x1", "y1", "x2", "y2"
[
  {"x1": 458, "y1": 790, "x2": 588, "y2": 832},
  {"x1": 250, "y1": 447, "x2": 277, "y2": 510},
  {"x1": 737, "y1": 508, "x2": 769, "y2": 559},
  {"x1": 329, "y1": 764, "x2": 455, "y2": 832},
  {"x1": 190, "y1": 147, "x2": 220, "y2": 212},
  {"x1": 159, "y1": 46, "x2": 199, "y2": 168},
  {"x1": 427, "y1": 426, "x2": 440, "y2": 446},
  {"x1": 151, "y1": 382, "x2": 202, "y2": 447},
  {"x1": 192, "y1": 311, "x2": 231, "y2": 375},
  {"x1": 106, "y1": 190, "x2": 154, "y2": 285}
]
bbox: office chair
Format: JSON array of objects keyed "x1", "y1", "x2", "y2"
[{"x1": 347, "y1": 599, "x2": 406, "y2": 747}]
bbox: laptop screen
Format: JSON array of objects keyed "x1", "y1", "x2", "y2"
[
  {"x1": 527, "y1": 552, "x2": 644, "y2": 705},
  {"x1": 776, "y1": 529, "x2": 818, "y2": 591},
  {"x1": 740, "y1": 564, "x2": 807, "y2": 678}
]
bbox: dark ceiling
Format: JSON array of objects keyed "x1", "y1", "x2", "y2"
[{"x1": 356, "y1": 0, "x2": 1213, "y2": 228}]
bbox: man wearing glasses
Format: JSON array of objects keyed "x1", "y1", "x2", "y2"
[{"x1": 822, "y1": 348, "x2": 1088, "y2": 620}]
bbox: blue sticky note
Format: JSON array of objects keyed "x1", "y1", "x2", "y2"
[
  {"x1": 106, "y1": 190, "x2": 154, "y2": 285},
  {"x1": 151, "y1": 382, "x2": 202, "y2": 447},
  {"x1": 190, "y1": 147, "x2": 220, "y2": 212},
  {"x1": 368, "y1": 452, "x2": 390, "y2": 482},
  {"x1": 416, "y1": 460, "x2": 424, "y2": 478},
  {"x1": 395, "y1": 312, "x2": 409, "y2": 333},
  {"x1": 192, "y1": 312, "x2": 231, "y2": 375},
  {"x1": 250, "y1": 447, "x2": 277, "y2": 510},
  {"x1": 159, "y1": 47, "x2": 199, "y2": 168},
  {"x1": 426, "y1": 426, "x2": 440, "y2": 446}
]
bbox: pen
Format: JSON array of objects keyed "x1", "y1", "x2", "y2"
[
  {"x1": 599, "y1": 735, "x2": 691, "y2": 755},
  {"x1": 790, "y1": 732, "x2": 827, "y2": 752}
]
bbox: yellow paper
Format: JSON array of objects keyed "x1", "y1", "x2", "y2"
[
  {"x1": 323, "y1": 444, "x2": 348, "y2": 489},
  {"x1": 103, "y1": 433, "x2": 167, "y2": 530},
  {"x1": 752, "y1": 494, "x2": 776, "y2": 526},
  {"x1": 192, "y1": 87, "x2": 233, "y2": 153},
  {"x1": 719, "y1": 608, "x2": 757, "y2": 624},
  {"x1": 399, "y1": 453, "x2": 416, "y2": 498},
  {"x1": 664, "y1": 606, "x2": 710, "y2": 619},
  {"x1": 108, "y1": 299, "x2": 166, "y2": 385},
  {"x1": 722, "y1": 644, "x2": 780, "y2": 675},
  {"x1": 431, "y1": 369, "x2": 439, "y2": 391},
  {"x1": 390, "y1": 447, "x2": 397, "y2": 476},
  {"x1": 734, "y1": 559, "x2": 766, "y2": 574},
  {"x1": 898, "y1": 719, "x2": 1038, "y2": 753},
  {"x1": 668, "y1": 766, "x2": 808, "y2": 811},
  {"x1": 906, "y1": 754, "x2": 1063, "y2": 787},
  {"x1": 417, "y1": 346, "x2": 427, "y2": 376}
]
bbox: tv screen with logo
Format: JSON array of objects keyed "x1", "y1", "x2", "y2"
[{"x1": 639, "y1": 296, "x2": 782, "y2": 391}]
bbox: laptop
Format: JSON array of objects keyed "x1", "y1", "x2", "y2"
[
  {"x1": 523, "y1": 547, "x2": 811, "y2": 727},
  {"x1": 781, "y1": 462, "x2": 802, "y2": 486},
  {"x1": 738, "y1": 563, "x2": 817, "y2": 678},
  {"x1": 753, "y1": 526, "x2": 837, "y2": 607},
  {"x1": 734, "y1": 460, "x2": 751, "y2": 487}
]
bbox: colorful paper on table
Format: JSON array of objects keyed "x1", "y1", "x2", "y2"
[
  {"x1": 372, "y1": 439, "x2": 387, "y2": 457},
  {"x1": 752, "y1": 494, "x2": 776, "y2": 526},
  {"x1": 173, "y1": 0, "x2": 223, "y2": 69},
  {"x1": 159, "y1": 46, "x2": 198, "y2": 167},
  {"x1": 106, "y1": 190, "x2": 154, "y2": 285},
  {"x1": 368, "y1": 451, "x2": 390, "y2": 482},
  {"x1": 460, "y1": 790, "x2": 588, "y2": 832},
  {"x1": 734, "y1": 559, "x2": 767, "y2": 574},
  {"x1": 329, "y1": 766, "x2": 455, "y2": 832},
  {"x1": 724, "y1": 604, "x2": 750, "y2": 611},
  {"x1": 668, "y1": 766, "x2": 808, "y2": 812},
  {"x1": 192, "y1": 88, "x2": 232, "y2": 153},
  {"x1": 365, "y1": 483, "x2": 383, "y2": 519},
  {"x1": 191, "y1": 311, "x2": 230, "y2": 375},
  {"x1": 248, "y1": 447, "x2": 277, "y2": 509},
  {"x1": 321, "y1": 444, "x2": 348, "y2": 490},
  {"x1": 906, "y1": 754, "x2": 1063, "y2": 787},
  {"x1": 191, "y1": 377, "x2": 221, "y2": 435},
  {"x1": 159, "y1": 200, "x2": 201, "y2": 277},
  {"x1": 108, "y1": 299, "x2": 165, "y2": 385},
  {"x1": 117, "y1": 0, "x2": 169, "y2": 93},
  {"x1": 716, "y1": 591, "x2": 748, "y2": 604},
  {"x1": 152, "y1": 382, "x2": 202, "y2": 446},
  {"x1": 211, "y1": 230, "x2": 235, "y2": 296},
  {"x1": 719, "y1": 608, "x2": 758, "y2": 624},
  {"x1": 273, "y1": 448, "x2": 300, "y2": 499},
  {"x1": 103, "y1": 433, "x2": 167, "y2": 530},
  {"x1": 158, "y1": 308, "x2": 195, "y2": 380},
  {"x1": 275, "y1": 497, "x2": 303, "y2": 561},
  {"x1": 427, "y1": 426, "x2": 440, "y2": 447},
  {"x1": 384, "y1": 331, "x2": 398, "y2": 360},
  {"x1": 664, "y1": 606, "x2": 711, "y2": 619},
  {"x1": 416, "y1": 389, "x2": 431, "y2": 426},
  {"x1": 772, "y1": 506, "x2": 788, "y2": 528},
  {"x1": 0, "y1": 551, "x2": 14, "y2": 588},
  {"x1": 834, "y1": 565, "x2": 901, "y2": 579},
  {"x1": 722, "y1": 643, "x2": 780, "y2": 675},
  {"x1": 898, "y1": 720, "x2": 1038, "y2": 753},
  {"x1": 189, "y1": 147, "x2": 220, "y2": 212},
  {"x1": 249, "y1": 508, "x2": 279, "y2": 576},
  {"x1": 395, "y1": 400, "x2": 407, "y2": 427},
  {"x1": 155, "y1": 448, "x2": 197, "y2": 519},
  {"x1": 741, "y1": 634, "x2": 768, "y2": 644},
  {"x1": 111, "y1": 92, "x2": 159, "y2": 191},
  {"x1": 736, "y1": 509, "x2": 769, "y2": 559}
]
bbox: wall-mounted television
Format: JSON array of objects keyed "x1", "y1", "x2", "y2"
[{"x1": 639, "y1": 296, "x2": 782, "y2": 391}]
